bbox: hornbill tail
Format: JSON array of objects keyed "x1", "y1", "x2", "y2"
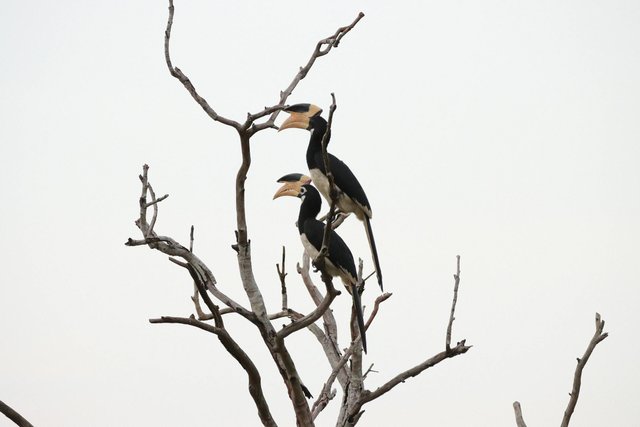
[
  {"x1": 351, "y1": 284, "x2": 367, "y2": 354},
  {"x1": 364, "y1": 216, "x2": 383, "y2": 292}
]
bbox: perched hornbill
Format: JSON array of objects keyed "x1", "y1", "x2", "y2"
[
  {"x1": 278, "y1": 104, "x2": 384, "y2": 292},
  {"x1": 274, "y1": 173, "x2": 367, "y2": 353}
]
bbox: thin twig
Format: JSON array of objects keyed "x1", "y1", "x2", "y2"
[
  {"x1": 278, "y1": 282, "x2": 340, "y2": 339},
  {"x1": 189, "y1": 225, "x2": 194, "y2": 252},
  {"x1": 446, "y1": 255, "x2": 461, "y2": 351},
  {"x1": 164, "y1": 0, "x2": 240, "y2": 129},
  {"x1": 513, "y1": 401, "x2": 528, "y2": 427},
  {"x1": 560, "y1": 313, "x2": 608, "y2": 427},
  {"x1": 144, "y1": 194, "x2": 169, "y2": 208},
  {"x1": 318, "y1": 94, "x2": 338, "y2": 260},
  {"x1": 362, "y1": 364, "x2": 377, "y2": 381},
  {"x1": 276, "y1": 246, "x2": 288, "y2": 310},
  {"x1": 251, "y1": 13, "x2": 365, "y2": 134}
]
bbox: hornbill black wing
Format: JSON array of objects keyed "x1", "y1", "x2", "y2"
[
  {"x1": 303, "y1": 219, "x2": 368, "y2": 353},
  {"x1": 303, "y1": 219, "x2": 357, "y2": 281},
  {"x1": 312, "y1": 151, "x2": 372, "y2": 217},
  {"x1": 312, "y1": 151, "x2": 383, "y2": 292}
]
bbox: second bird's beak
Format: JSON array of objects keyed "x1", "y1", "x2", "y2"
[{"x1": 273, "y1": 181, "x2": 302, "y2": 199}]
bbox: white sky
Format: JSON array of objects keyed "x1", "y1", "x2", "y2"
[{"x1": 1, "y1": 1, "x2": 639, "y2": 426}]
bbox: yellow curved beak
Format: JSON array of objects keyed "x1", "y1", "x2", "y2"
[
  {"x1": 273, "y1": 181, "x2": 302, "y2": 199},
  {"x1": 278, "y1": 104, "x2": 323, "y2": 132}
]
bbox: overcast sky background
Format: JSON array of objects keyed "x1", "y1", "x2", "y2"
[{"x1": 1, "y1": 1, "x2": 639, "y2": 426}]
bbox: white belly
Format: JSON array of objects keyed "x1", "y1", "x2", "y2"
[{"x1": 309, "y1": 168, "x2": 362, "y2": 217}]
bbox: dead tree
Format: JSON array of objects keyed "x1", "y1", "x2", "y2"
[{"x1": 126, "y1": 2, "x2": 471, "y2": 426}]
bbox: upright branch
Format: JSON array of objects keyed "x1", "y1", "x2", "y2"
[
  {"x1": 513, "y1": 402, "x2": 527, "y2": 427},
  {"x1": 560, "y1": 313, "x2": 608, "y2": 427},
  {"x1": 446, "y1": 255, "x2": 461, "y2": 351},
  {"x1": 276, "y1": 246, "x2": 288, "y2": 310},
  {"x1": 318, "y1": 93, "x2": 339, "y2": 259}
]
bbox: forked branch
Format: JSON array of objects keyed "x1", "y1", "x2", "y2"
[{"x1": 339, "y1": 257, "x2": 471, "y2": 425}]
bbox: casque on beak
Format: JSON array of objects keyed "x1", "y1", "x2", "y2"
[
  {"x1": 278, "y1": 104, "x2": 323, "y2": 132},
  {"x1": 273, "y1": 173, "x2": 312, "y2": 199}
]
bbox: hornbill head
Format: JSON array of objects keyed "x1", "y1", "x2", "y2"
[
  {"x1": 278, "y1": 104, "x2": 323, "y2": 132},
  {"x1": 273, "y1": 173, "x2": 312, "y2": 199}
]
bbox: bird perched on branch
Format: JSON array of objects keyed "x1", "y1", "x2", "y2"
[
  {"x1": 274, "y1": 173, "x2": 367, "y2": 353},
  {"x1": 278, "y1": 104, "x2": 383, "y2": 292}
]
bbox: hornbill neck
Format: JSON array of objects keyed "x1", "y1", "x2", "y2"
[
  {"x1": 306, "y1": 116, "x2": 330, "y2": 169},
  {"x1": 297, "y1": 185, "x2": 322, "y2": 235}
]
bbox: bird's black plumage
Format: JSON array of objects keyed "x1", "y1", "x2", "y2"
[
  {"x1": 290, "y1": 183, "x2": 367, "y2": 353},
  {"x1": 280, "y1": 104, "x2": 383, "y2": 291}
]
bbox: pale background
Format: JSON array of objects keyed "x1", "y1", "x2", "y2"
[{"x1": 1, "y1": 1, "x2": 639, "y2": 426}]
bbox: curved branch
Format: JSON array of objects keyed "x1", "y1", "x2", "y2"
[
  {"x1": 560, "y1": 313, "x2": 608, "y2": 427},
  {"x1": 164, "y1": 0, "x2": 240, "y2": 129},
  {"x1": 150, "y1": 316, "x2": 277, "y2": 427},
  {"x1": 0, "y1": 401, "x2": 33, "y2": 427},
  {"x1": 251, "y1": 12, "x2": 365, "y2": 133},
  {"x1": 277, "y1": 279, "x2": 340, "y2": 339}
]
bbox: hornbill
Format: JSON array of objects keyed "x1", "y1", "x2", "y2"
[
  {"x1": 274, "y1": 173, "x2": 367, "y2": 353},
  {"x1": 278, "y1": 104, "x2": 384, "y2": 292}
]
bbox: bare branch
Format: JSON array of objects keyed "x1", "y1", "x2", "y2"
[
  {"x1": 340, "y1": 259, "x2": 471, "y2": 424},
  {"x1": 297, "y1": 253, "x2": 341, "y2": 354},
  {"x1": 362, "y1": 364, "x2": 377, "y2": 381},
  {"x1": 560, "y1": 313, "x2": 608, "y2": 427},
  {"x1": 313, "y1": 292, "x2": 391, "y2": 421},
  {"x1": 276, "y1": 246, "x2": 288, "y2": 310},
  {"x1": 150, "y1": 315, "x2": 277, "y2": 427},
  {"x1": 144, "y1": 193, "x2": 169, "y2": 208},
  {"x1": 189, "y1": 225, "x2": 194, "y2": 252},
  {"x1": 513, "y1": 401, "x2": 528, "y2": 427},
  {"x1": 191, "y1": 283, "x2": 208, "y2": 320},
  {"x1": 360, "y1": 341, "x2": 471, "y2": 407},
  {"x1": 252, "y1": 13, "x2": 365, "y2": 133},
  {"x1": 127, "y1": 166, "x2": 254, "y2": 320},
  {"x1": 277, "y1": 280, "x2": 340, "y2": 339},
  {"x1": 318, "y1": 93, "x2": 338, "y2": 259},
  {"x1": 164, "y1": 0, "x2": 240, "y2": 129},
  {"x1": 0, "y1": 400, "x2": 34, "y2": 427},
  {"x1": 446, "y1": 255, "x2": 461, "y2": 351}
]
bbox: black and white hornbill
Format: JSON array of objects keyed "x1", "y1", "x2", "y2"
[
  {"x1": 278, "y1": 104, "x2": 384, "y2": 292},
  {"x1": 274, "y1": 173, "x2": 367, "y2": 353}
]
